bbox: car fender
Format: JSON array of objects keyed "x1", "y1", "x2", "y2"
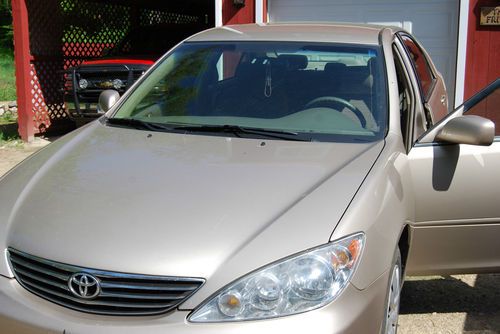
[{"x1": 331, "y1": 133, "x2": 414, "y2": 290}]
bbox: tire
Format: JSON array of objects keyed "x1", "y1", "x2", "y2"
[{"x1": 382, "y1": 247, "x2": 403, "y2": 334}]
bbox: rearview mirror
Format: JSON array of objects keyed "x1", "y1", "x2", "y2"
[
  {"x1": 98, "y1": 90, "x2": 120, "y2": 113},
  {"x1": 436, "y1": 115, "x2": 495, "y2": 146}
]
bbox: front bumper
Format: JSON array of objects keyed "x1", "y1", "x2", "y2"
[
  {"x1": 63, "y1": 64, "x2": 147, "y2": 120},
  {"x1": 0, "y1": 270, "x2": 388, "y2": 334}
]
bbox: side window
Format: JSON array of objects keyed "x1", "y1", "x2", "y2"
[
  {"x1": 393, "y1": 46, "x2": 414, "y2": 148},
  {"x1": 216, "y1": 52, "x2": 242, "y2": 81},
  {"x1": 465, "y1": 81, "x2": 500, "y2": 136},
  {"x1": 399, "y1": 35, "x2": 434, "y2": 100}
]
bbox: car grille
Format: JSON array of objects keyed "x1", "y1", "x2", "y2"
[{"x1": 8, "y1": 248, "x2": 204, "y2": 316}]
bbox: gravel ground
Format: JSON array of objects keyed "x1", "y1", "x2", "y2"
[
  {"x1": 399, "y1": 274, "x2": 500, "y2": 333},
  {"x1": 0, "y1": 139, "x2": 50, "y2": 176},
  {"x1": 0, "y1": 140, "x2": 499, "y2": 333}
]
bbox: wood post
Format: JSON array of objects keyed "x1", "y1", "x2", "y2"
[{"x1": 11, "y1": 0, "x2": 34, "y2": 142}]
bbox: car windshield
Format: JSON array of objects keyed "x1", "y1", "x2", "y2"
[{"x1": 111, "y1": 42, "x2": 388, "y2": 142}]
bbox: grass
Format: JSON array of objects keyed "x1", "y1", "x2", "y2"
[
  {"x1": 0, "y1": 102, "x2": 19, "y2": 146},
  {"x1": 0, "y1": 132, "x2": 22, "y2": 147},
  {"x1": 0, "y1": 137, "x2": 23, "y2": 149},
  {"x1": 0, "y1": 109, "x2": 16, "y2": 124},
  {"x1": 0, "y1": 17, "x2": 20, "y2": 144},
  {"x1": 0, "y1": 48, "x2": 16, "y2": 101},
  {"x1": 0, "y1": 120, "x2": 21, "y2": 146},
  {"x1": 0, "y1": 121, "x2": 21, "y2": 147}
]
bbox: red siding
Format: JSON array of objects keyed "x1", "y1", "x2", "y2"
[
  {"x1": 464, "y1": 0, "x2": 500, "y2": 134},
  {"x1": 222, "y1": 0, "x2": 255, "y2": 25},
  {"x1": 464, "y1": 0, "x2": 500, "y2": 100}
]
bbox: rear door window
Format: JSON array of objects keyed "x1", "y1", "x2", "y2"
[{"x1": 399, "y1": 34, "x2": 435, "y2": 101}]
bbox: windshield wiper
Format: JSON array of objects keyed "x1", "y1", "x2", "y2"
[
  {"x1": 106, "y1": 119, "x2": 309, "y2": 141},
  {"x1": 105, "y1": 117, "x2": 174, "y2": 132},
  {"x1": 173, "y1": 124, "x2": 308, "y2": 141}
]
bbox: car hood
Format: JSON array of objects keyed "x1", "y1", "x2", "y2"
[{"x1": 0, "y1": 122, "x2": 383, "y2": 283}]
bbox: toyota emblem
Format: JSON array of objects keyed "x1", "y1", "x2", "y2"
[{"x1": 68, "y1": 273, "x2": 100, "y2": 299}]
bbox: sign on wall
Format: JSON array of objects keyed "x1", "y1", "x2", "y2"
[{"x1": 480, "y1": 7, "x2": 500, "y2": 26}]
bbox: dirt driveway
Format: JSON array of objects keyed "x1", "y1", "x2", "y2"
[
  {"x1": 0, "y1": 145, "x2": 45, "y2": 176},
  {"x1": 0, "y1": 142, "x2": 499, "y2": 333}
]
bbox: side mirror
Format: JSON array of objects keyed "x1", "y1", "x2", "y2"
[
  {"x1": 436, "y1": 115, "x2": 495, "y2": 146},
  {"x1": 98, "y1": 89, "x2": 120, "y2": 113}
]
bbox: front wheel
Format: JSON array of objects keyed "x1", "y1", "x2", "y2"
[{"x1": 382, "y1": 247, "x2": 402, "y2": 334}]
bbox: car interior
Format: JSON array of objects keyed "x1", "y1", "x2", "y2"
[
  {"x1": 128, "y1": 44, "x2": 387, "y2": 138},
  {"x1": 203, "y1": 53, "x2": 380, "y2": 131}
]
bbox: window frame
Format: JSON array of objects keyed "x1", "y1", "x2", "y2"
[
  {"x1": 396, "y1": 33, "x2": 437, "y2": 103},
  {"x1": 392, "y1": 36, "x2": 429, "y2": 149},
  {"x1": 392, "y1": 44, "x2": 415, "y2": 152}
]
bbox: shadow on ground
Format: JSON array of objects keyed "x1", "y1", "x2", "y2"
[{"x1": 400, "y1": 274, "x2": 500, "y2": 333}]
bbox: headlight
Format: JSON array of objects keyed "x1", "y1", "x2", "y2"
[
  {"x1": 189, "y1": 233, "x2": 364, "y2": 322},
  {"x1": 112, "y1": 79, "x2": 124, "y2": 90},
  {"x1": 78, "y1": 78, "x2": 88, "y2": 89}
]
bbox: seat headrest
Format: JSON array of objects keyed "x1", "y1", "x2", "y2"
[
  {"x1": 363, "y1": 58, "x2": 377, "y2": 89},
  {"x1": 235, "y1": 60, "x2": 265, "y2": 79},
  {"x1": 277, "y1": 54, "x2": 308, "y2": 70},
  {"x1": 324, "y1": 62, "x2": 347, "y2": 77}
]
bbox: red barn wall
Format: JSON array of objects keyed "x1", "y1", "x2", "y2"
[
  {"x1": 464, "y1": 0, "x2": 500, "y2": 134},
  {"x1": 464, "y1": 0, "x2": 500, "y2": 99},
  {"x1": 222, "y1": 0, "x2": 255, "y2": 25}
]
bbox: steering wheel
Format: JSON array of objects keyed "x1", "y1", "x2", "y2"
[{"x1": 304, "y1": 96, "x2": 367, "y2": 128}]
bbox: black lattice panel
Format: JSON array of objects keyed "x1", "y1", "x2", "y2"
[
  {"x1": 27, "y1": 0, "x2": 63, "y2": 56},
  {"x1": 61, "y1": 0, "x2": 131, "y2": 58},
  {"x1": 139, "y1": 9, "x2": 199, "y2": 25}
]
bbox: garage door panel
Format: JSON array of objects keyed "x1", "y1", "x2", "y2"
[
  {"x1": 269, "y1": 0, "x2": 458, "y2": 108},
  {"x1": 362, "y1": 10, "x2": 406, "y2": 22},
  {"x1": 412, "y1": 12, "x2": 456, "y2": 40}
]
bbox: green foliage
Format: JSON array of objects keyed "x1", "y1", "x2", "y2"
[
  {"x1": 62, "y1": 1, "x2": 129, "y2": 44},
  {"x1": 0, "y1": 0, "x2": 11, "y2": 13},
  {"x1": 0, "y1": 0, "x2": 13, "y2": 51},
  {"x1": 0, "y1": 1, "x2": 15, "y2": 100},
  {"x1": 0, "y1": 109, "x2": 17, "y2": 124},
  {"x1": 0, "y1": 111, "x2": 20, "y2": 147},
  {"x1": 0, "y1": 131, "x2": 23, "y2": 147},
  {"x1": 0, "y1": 24, "x2": 12, "y2": 48},
  {"x1": 0, "y1": 48, "x2": 16, "y2": 100}
]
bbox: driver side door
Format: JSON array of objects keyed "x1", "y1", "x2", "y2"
[{"x1": 406, "y1": 79, "x2": 500, "y2": 275}]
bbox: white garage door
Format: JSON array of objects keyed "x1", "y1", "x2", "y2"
[{"x1": 269, "y1": 0, "x2": 459, "y2": 108}]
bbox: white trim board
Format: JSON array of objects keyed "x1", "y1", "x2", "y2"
[
  {"x1": 455, "y1": 0, "x2": 469, "y2": 107},
  {"x1": 215, "y1": 0, "x2": 223, "y2": 27},
  {"x1": 256, "y1": 0, "x2": 264, "y2": 24}
]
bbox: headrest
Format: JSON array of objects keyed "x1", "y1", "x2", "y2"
[
  {"x1": 277, "y1": 54, "x2": 308, "y2": 70},
  {"x1": 364, "y1": 58, "x2": 377, "y2": 88},
  {"x1": 324, "y1": 62, "x2": 347, "y2": 76},
  {"x1": 235, "y1": 60, "x2": 265, "y2": 78}
]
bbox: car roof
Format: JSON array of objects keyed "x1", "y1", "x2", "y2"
[{"x1": 186, "y1": 23, "x2": 392, "y2": 45}]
